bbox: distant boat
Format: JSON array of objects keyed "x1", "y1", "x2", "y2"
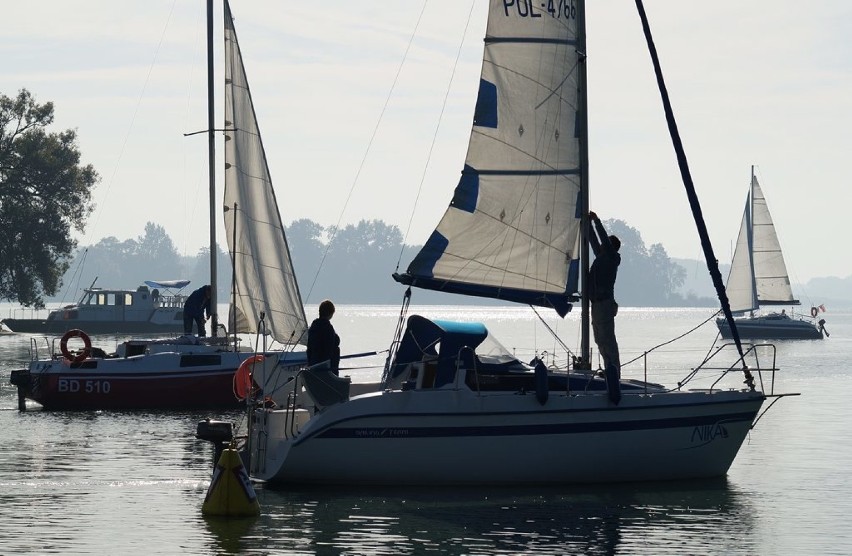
[
  {"x1": 8, "y1": 0, "x2": 308, "y2": 411},
  {"x1": 716, "y1": 167, "x2": 826, "y2": 340},
  {"x1": 1, "y1": 279, "x2": 190, "y2": 335}
]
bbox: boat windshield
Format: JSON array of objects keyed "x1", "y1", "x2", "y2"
[{"x1": 475, "y1": 332, "x2": 526, "y2": 369}]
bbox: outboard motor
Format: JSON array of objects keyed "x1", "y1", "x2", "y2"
[
  {"x1": 196, "y1": 419, "x2": 234, "y2": 474},
  {"x1": 818, "y1": 319, "x2": 829, "y2": 337},
  {"x1": 9, "y1": 370, "x2": 30, "y2": 411}
]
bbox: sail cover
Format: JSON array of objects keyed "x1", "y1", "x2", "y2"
[
  {"x1": 725, "y1": 173, "x2": 797, "y2": 312},
  {"x1": 223, "y1": 1, "x2": 308, "y2": 344},
  {"x1": 395, "y1": 1, "x2": 583, "y2": 316}
]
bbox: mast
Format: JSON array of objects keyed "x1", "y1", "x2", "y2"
[
  {"x1": 634, "y1": 0, "x2": 753, "y2": 389},
  {"x1": 206, "y1": 0, "x2": 218, "y2": 335},
  {"x1": 748, "y1": 165, "x2": 756, "y2": 315},
  {"x1": 577, "y1": 0, "x2": 591, "y2": 367}
]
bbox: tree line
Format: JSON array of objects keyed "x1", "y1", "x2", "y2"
[
  {"x1": 42, "y1": 217, "x2": 715, "y2": 309},
  {"x1": 1, "y1": 88, "x2": 714, "y2": 310}
]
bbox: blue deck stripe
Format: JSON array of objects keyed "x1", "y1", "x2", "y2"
[{"x1": 303, "y1": 410, "x2": 757, "y2": 443}]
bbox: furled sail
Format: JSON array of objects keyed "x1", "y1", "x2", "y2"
[
  {"x1": 394, "y1": 2, "x2": 583, "y2": 317},
  {"x1": 223, "y1": 1, "x2": 308, "y2": 344},
  {"x1": 725, "y1": 171, "x2": 797, "y2": 313}
]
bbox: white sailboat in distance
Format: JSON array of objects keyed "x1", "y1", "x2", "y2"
[{"x1": 717, "y1": 166, "x2": 826, "y2": 340}]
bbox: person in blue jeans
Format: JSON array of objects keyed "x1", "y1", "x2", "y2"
[{"x1": 183, "y1": 285, "x2": 212, "y2": 336}]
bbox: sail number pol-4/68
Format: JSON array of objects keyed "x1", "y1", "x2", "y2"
[
  {"x1": 502, "y1": 0, "x2": 576, "y2": 19},
  {"x1": 58, "y1": 379, "x2": 112, "y2": 394}
]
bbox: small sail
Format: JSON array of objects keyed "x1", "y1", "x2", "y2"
[
  {"x1": 395, "y1": 2, "x2": 583, "y2": 316},
  {"x1": 751, "y1": 176, "x2": 798, "y2": 305},
  {"x1": 223, "y1": 1, "x2": 308, "y2": 345},
  {"x1": 725, "y1": 196, "x2": 758, "y2": 313}
]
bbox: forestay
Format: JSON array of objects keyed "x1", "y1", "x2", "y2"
[
  {"x1": 395, "y1": 1, "x2": 584, "y2": 317},
  {"x1": 222, "y1": 2, "x2": 307, "y2": 344}
]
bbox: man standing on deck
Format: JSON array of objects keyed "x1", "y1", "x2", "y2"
[
  {"x1": 307, "y1": 299, "x2": 341, "y2": 376},
  {"x1": 588, "y1": 211, "x2": 622, "y2": 379},
  {"x1": 183, "y1": 285, "x2": 212, "y2": 337}
]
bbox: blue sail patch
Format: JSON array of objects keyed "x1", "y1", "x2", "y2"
[
  {"x1": 450, "y1": 166, "x2": 480, "y2": 213},
  {"x1": 473, "y1": 79, "x2": 498, "y2": 128}
]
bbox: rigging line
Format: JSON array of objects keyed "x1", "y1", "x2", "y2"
[
  {"x1": 530, "y1": 305, "x2": 577, "y2": 358},
  {"x1": 59, "y1": 248, "x2": 90, "y2": 305},
  {"x1": 621, "y1": 309, "x2": 721, "y2": 368},
  {"x1": 299, "y1": 2, "x2": 430, "y2": 303},
  {"x1": 382, "y1": 288, "x2": 412, "y2": 384},
  {"x1": 394, "y1": 0, "x2": 478, "y2": 272},
  {"x1": 82, "y1": 0, "x2": 180, "y2": 248}
]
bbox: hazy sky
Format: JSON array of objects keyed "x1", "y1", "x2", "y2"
[{"x1": 3, "y1": 1, "x2": 850, "y2": 284}]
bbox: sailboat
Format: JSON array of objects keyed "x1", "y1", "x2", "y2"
[
  {"x1": 716, "y1": 167, "x2": 826, "y2": 340},
  {"x1": 8, "y1": 0, "x2": 308, "y2": 411},
  {"x1": 239, "y1": 0, "x2": 792, "y2": 486}
]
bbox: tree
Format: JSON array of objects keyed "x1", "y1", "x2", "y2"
[
  {"x1": 135, "y1": 222, "x2": 181, "y2": 280},
  {"x1": 322, "y1": 220, "x2": 406, "y2": 303},
  {"x1": 604, "y1": 219, "x2": 687, "y2": 306},
  {"x1": 0, "y1": 89, "x2": 98, "y2": 307}
]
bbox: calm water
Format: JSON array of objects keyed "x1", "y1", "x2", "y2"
[{"x1": 1, "y1": 305, "x2": 850, "y2": 555}]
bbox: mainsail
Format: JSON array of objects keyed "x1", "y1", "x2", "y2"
[
  {"x1": 223, "y1": 1, "x2": 308, "y2": 344},
  {"x1": 726, "y1": 170, "x2": 798, "y2": 313},
  {"x1": 395, "y1": 3, "x2": 583, "y2": 317}
]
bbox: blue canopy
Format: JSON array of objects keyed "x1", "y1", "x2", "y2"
[{"x1": 388, "y1": 315, "x2": 489, "y2": 388}]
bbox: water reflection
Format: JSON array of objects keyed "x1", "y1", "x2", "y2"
[
  {"x1": 203, "y1": 515, "x2": 258, "y2": 555},
  {"x1": 200, "y1": 480, "x2": 757, "y2": 555}
]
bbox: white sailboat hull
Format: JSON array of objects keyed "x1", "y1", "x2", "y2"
[{"x1": 250, "y1": 387, "x2": 763, "y2": 485}]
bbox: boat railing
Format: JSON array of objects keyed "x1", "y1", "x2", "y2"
[
  {"x1": 250, "y1": 408, "x2": 269, "y2": 476},
  {"x1": 157, "y1": 294, "x2": 186, "y2": 308},
  {"x1": 670, "y1": 342, "x2": 778, "y2": 395},
  {"x1": 28, "y1": 336, "x2": 56, "y2": 362},
  {"x1": 285, "y1": 372, "x2": 303, "y2": 439},
  {"x1": 5, "y1": 305, "x2": 55, "y2": 321},
  {"x1": 248, "y1": 373, "x2": 302, "y2": 476}
]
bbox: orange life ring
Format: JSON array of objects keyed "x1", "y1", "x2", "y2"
[
  {"x1": 234, "y1": 354, "x2": 264, "y2": 400},
  {"x1": 60, "y1": 329, "x2": 91, "y2": 363},
  {"x1": 810, "y1": 306, "x2": 819, "y2": 318}
]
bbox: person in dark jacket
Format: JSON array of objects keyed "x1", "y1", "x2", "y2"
[
  {"x1": 183, "y1": 285, "x2": 212, "y2": 336},
  {"x1": 307, "y1": 299, "x2": 340, "y2": 375},
  {"x1": 588, "y1": 212, "x2": 621, "y2": 375}
]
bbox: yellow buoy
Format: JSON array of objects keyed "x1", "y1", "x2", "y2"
[{"x1": 201, "y1": 447, "x2": 260, "y2": 517}]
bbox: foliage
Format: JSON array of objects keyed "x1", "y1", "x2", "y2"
[
  {"x1": 56, "y1": 232, "x2": 229, "y2": 307},
  {"x1": 310, "y1": 219, "x2": 409, "y2": 304},
  {"x1": 0, "y1": 89, "x2": 98, "y2": 307},
  {"x1": 43, "y1": 218, "x2": 705, "y2": 308},
  {"x1": 605, "y1": 219, "x2": 691, "y2": 306}
]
